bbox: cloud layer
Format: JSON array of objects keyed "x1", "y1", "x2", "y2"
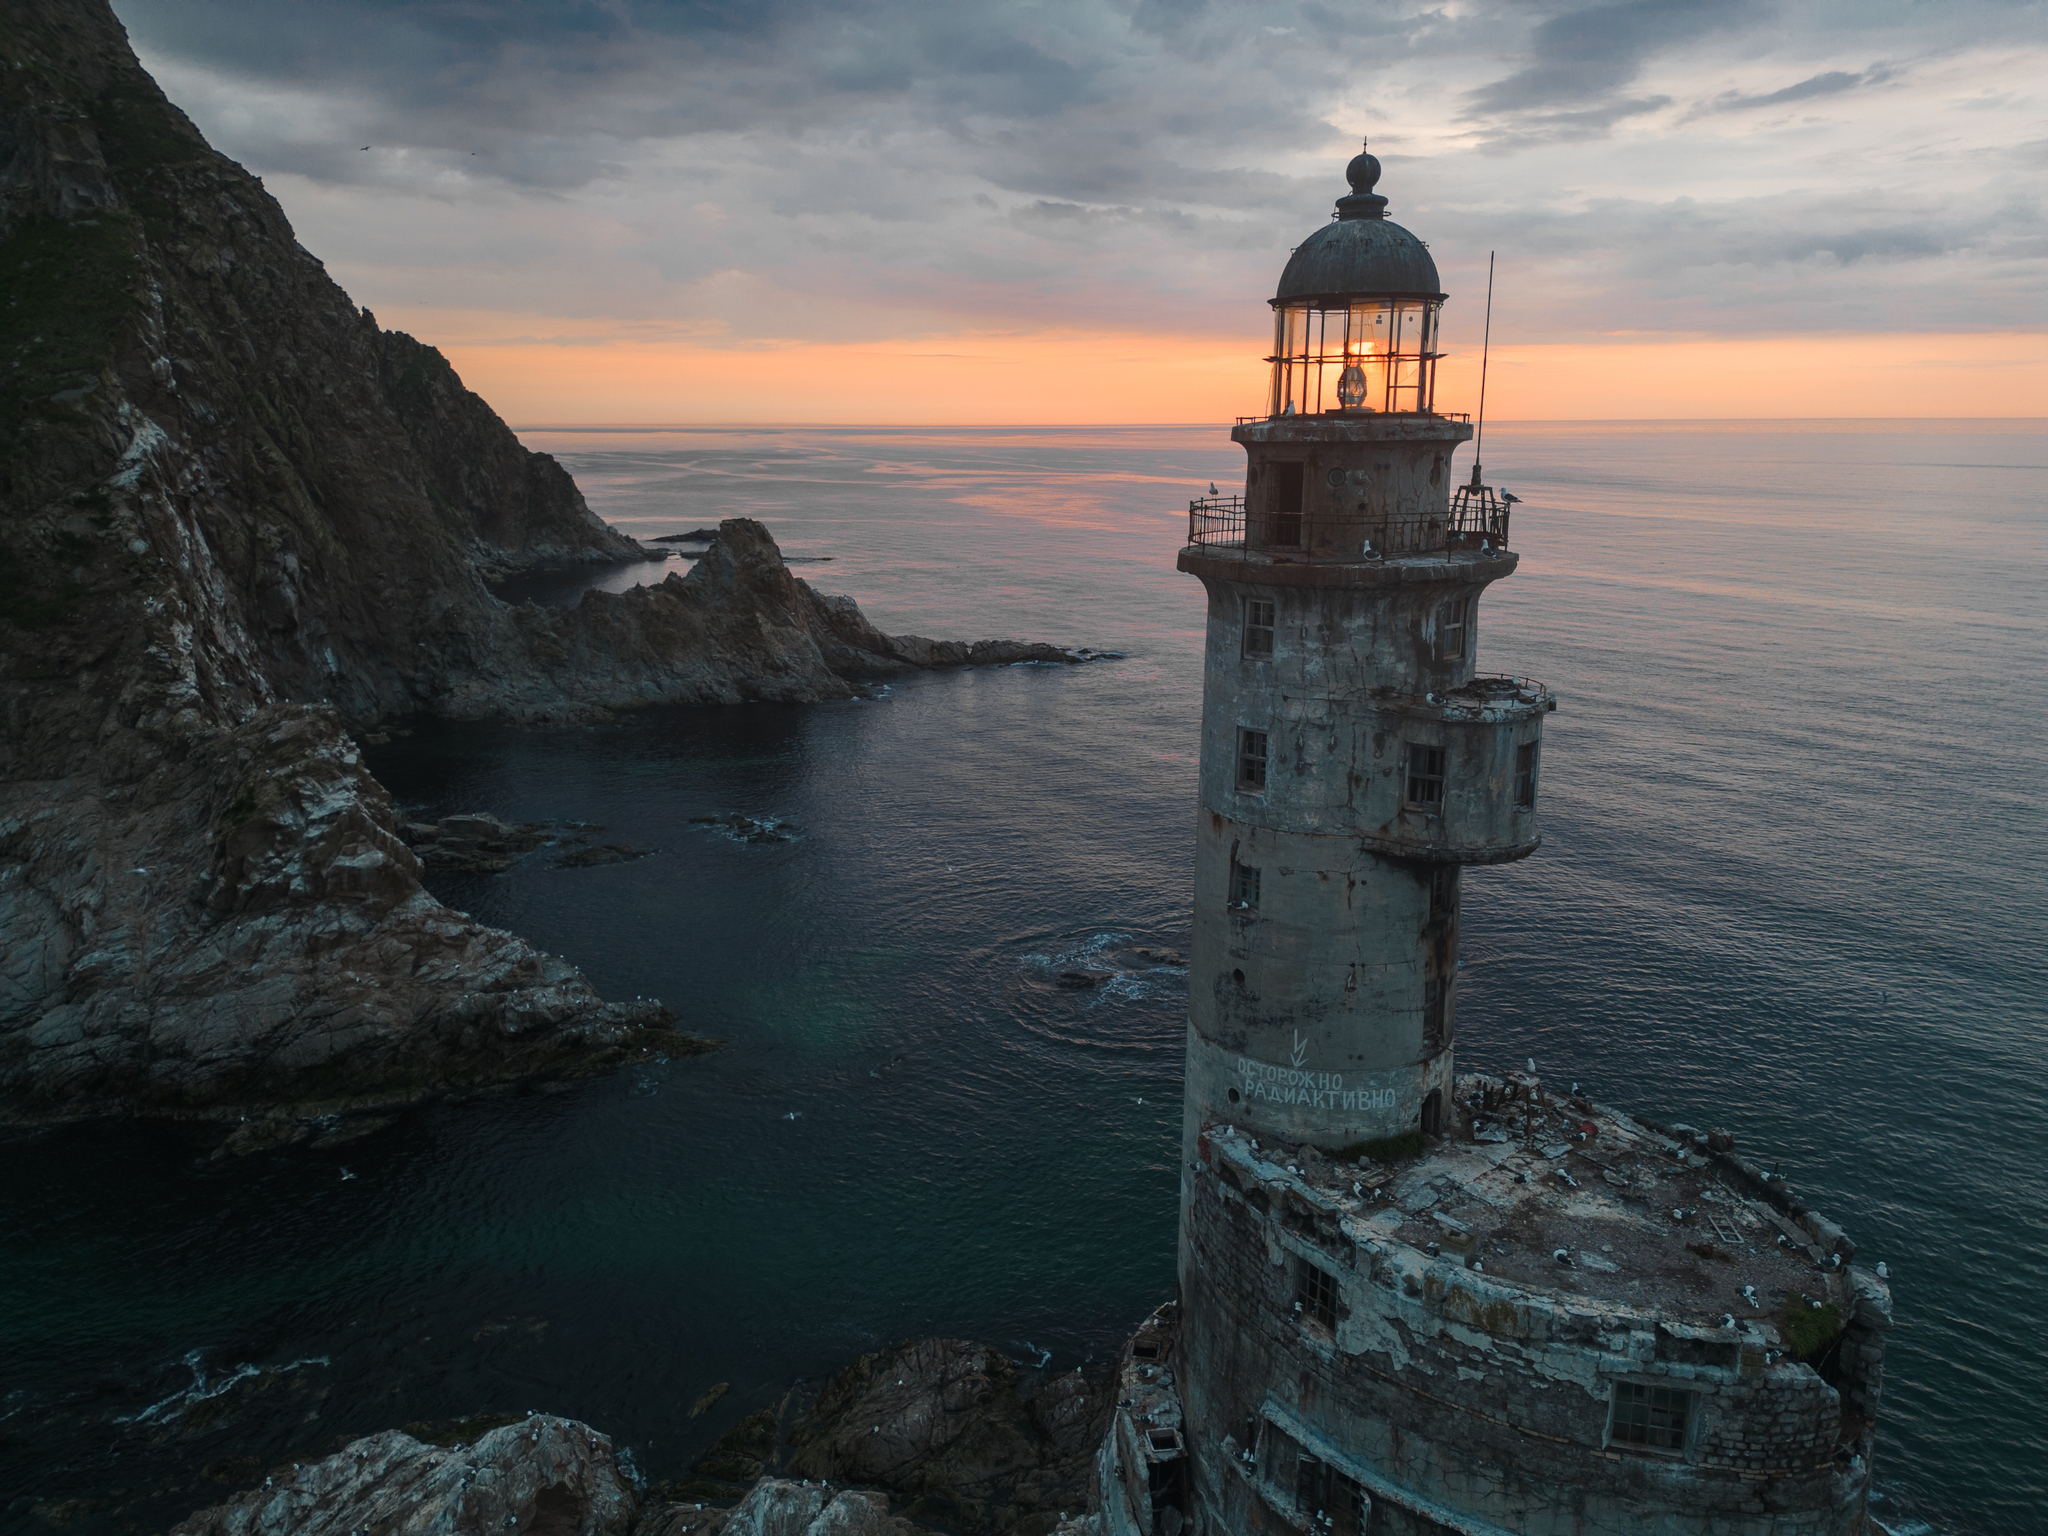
[{"x1": 115, "y1": 0, "x2": 2047, "y2": 366}]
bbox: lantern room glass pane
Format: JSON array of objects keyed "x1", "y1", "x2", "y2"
[{"x1": 1266, "y1": 298, "x2": 1441, "y2": 418}]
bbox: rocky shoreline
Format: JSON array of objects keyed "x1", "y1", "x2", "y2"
[
  {"x1": 154, "y1": 1337, "x2": 1113, "y2": 1536},
  {"x1": 0, "y1": 0, "x2": 1103, "y2": 1134}
]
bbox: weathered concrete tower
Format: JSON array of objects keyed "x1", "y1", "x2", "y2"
[
  {"x1": 1174, "y1": 143, "x2": 1543, "y2": 1158},
  {"x1": 1080, "y1": 147, "x2": 1891, "y2": 1536}
]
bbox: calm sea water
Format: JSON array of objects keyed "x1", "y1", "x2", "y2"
[{"x1": 2, "y1": 422, "x2": 2042, "y2": 1535}]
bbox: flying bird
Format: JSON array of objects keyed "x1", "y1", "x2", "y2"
[{"x1": 359, "y1": 145, "x2": 369, "y2": 151}]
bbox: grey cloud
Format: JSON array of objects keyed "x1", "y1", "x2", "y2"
[
  {"x1": 109, "y1": 0, "x2": 2048, "y2": 344},
  {"x1": 1708, "y1": 65, "x2": 1896, "y2": 112},
  {"x1": 1470, "y1": 96, "x2": 1673, "y2": 155},
  {"x1": 1465, "y1": 0, "x2": 1764, "y2": 116}
]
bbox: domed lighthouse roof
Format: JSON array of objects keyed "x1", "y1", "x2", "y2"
[{"x1": 1274, "y1": 141, "x2": 1443, "y2": 304}]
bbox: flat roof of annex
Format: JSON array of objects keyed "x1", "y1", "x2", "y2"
[{"x1": 1198, "y1": 1075, "x2": 1879, "y2": 1344}]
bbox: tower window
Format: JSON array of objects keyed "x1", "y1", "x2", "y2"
[
  {"x1": 1289, "y1": 1448, "x2": 1366, "y2": 1536},
  {"x1": 1237, "y1": 729, "x2": 1269, "y2": 792},
  {"x1": 1609, "y1": 1381, "x2": 1694, "y2": 1454},
  {"x1": 1267, "y1": 463, "x2": 1304, "y2": 547},
  {"x1": 1515, "y1": 741, "x2": 1539, "y2": 808},
  {"x1": 1243, "y1": 597, "x2": 1276, "y2": 658},
  {"x1": 1438, "y1": 597, "x2": 1468, "y2": 660},
  {"x1": 1429, "y1": 866, "x2": 1459, "y2": 920},
  {"x1": 1404, "y1": 743, "x2": 1444, "y2": 809},
  {"x1": 1423, "y1": 976, "x2": 1447, "y2": 1047},
  {"x1": 1295, "y1": 1259, "x2": 1337, "y2": 1330},
  {"x1": 1231, "y1": 864, "x2": 1261, "y2": 910}
]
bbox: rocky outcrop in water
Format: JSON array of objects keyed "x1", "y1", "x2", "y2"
[
  {"x1": 165, "y1": 1339, "x2": 1110, "y2": 1536},
  {"x1": 169, "y1": 1414, "x2": 640, "y2": 1536},
  {"x1": 0, "y1": 0, "x2": 1089, "y2": 1124}
]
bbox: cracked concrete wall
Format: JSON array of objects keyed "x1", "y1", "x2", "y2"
[
  {"x1": 1176, "y1": 1156, "x2": 1872, "y2": 1536},
  {"x1": 1237, "y1": 417, "x2": 1473, "y2": 558}
]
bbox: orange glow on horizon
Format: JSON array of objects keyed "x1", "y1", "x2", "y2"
[{"x1": 390, "y1": 312, "x2": 2048, "y2": 426}]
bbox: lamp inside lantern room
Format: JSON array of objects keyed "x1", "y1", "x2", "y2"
[{"x1": 1261, "y1": 141, "x2": 1447, "y2": 419}]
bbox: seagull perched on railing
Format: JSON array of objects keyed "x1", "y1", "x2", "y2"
[
  {"x1": 1501, "y1": 490, "x2": 1522, "y2": 504},
  {"x1": 1209, "y1": 483, "x2": 1219, "y2": 495}
]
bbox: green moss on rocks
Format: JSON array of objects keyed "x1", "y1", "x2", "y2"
[
  {"x1": 0, "y1": 214, "x2": 138, "y2": 446},
  {"x1": 1783, "y1": 1300, "x2": 1844, "y2": 1361}
]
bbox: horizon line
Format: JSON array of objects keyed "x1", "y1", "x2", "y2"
[{"x1": 512, "y1": 415, "x2": 2048, "y2": 431}]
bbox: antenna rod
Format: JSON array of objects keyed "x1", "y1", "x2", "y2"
[{"x1": 1475, "y1": 250, "x2": 1495, "y2": 476}]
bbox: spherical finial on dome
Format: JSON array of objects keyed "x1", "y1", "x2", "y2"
[
  {"x1": 1346, "y1": 138, "x2": 1382, "y2": 196},
  {"x1": 1335, "y1": 137, "x2": 1389, "y2": 221}
]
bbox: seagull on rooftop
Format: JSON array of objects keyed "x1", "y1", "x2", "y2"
[{"x1": 1527, "y1": 1058, "x2": 1537, "y2": 1074}]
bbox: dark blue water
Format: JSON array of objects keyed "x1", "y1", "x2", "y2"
[{"x1": 2, "y1": 422, "x2": 2041, "y2": 1536}]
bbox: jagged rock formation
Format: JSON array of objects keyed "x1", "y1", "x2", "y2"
[
  {"x1": 168, "y1": 1414, "x2": 640, "y2": 1536},
  {"x1": 782, "y1": 1340, "x2": 1112, "y2": 1534},
  {"x1": 164, "y1": 1341, "x2": 1108, "y2": 1536},
  {"x1": 0, "y1": 0, "x2": 1089, "y2": 1123}
]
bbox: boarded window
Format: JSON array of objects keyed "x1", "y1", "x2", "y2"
[
  {"x1": 1405, "y1": 743, "x2": 1445, "y2": 809},
  {"x1": 1610, "y1": 1381, "x2": 1694, "y2": 1453},
  {"x1": 1515, "y1": 740, "x2": 1539, "y2": 808},
  {"x1": 1244, "y1": 597, "x2": 1276, "y2": 658},
  {"x1": 1439, "y1": 597, "x2": 1467, "y2": 659},
  {"x1": 1238, "y1": 728, "x2": 1269, "y2": 792},
  {"x1": 1295, "y1": 1259, "x2": 1337, "y2": 1329},
  {"x1": 1231, "y1": 863, "x2": 1261, "y2": 910}
]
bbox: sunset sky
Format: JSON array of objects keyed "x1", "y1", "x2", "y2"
[{"x1": 115, "y1": 0, "x2": 2047, "y2": 424}]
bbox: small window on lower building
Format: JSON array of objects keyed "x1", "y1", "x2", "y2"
[
  {"x1": 1292, "y1": 1450, "x2": 1367, "y2": 1536},
  {"x1": 1244, "y1": 597, "x2": 1276, "y2": 658},
  {"x1": 1609, "y1": 1381, "x2": 1694, "y2": 1454},
  {"x1": 1238, "y1": 728, "x2": 1269, "y2": 792},
  {"x1": 1515, "y1": 740, "x2": 1539, "y2": 808},
  {"x1": 1230, "y1": 863, "x2": 1261, "y2": 910},
  {"x1": 1295, "y1": 1259, "x2": 1337, "y2": 1330},
  {"x1": 1404, "y1": 743, "x2": 1445, "y2": 809},
  {"x1": 1294, "y1": 1453, "x2": 1323, "y2": 1519}
]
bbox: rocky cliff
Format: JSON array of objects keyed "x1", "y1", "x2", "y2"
[{"x1": 0, "y1": 0, "x2": 1089, "y2": 1125}]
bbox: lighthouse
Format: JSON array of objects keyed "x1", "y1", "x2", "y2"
[
  {"x1": 1176, "y1": 140, "x2": 1547, "y2": 1156},
  {"x1": 1080, "y1": 146, "x2": 1892, "y2": 1536}
]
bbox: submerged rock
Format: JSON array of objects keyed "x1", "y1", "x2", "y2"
[
  {"x1": 689, "y1": 813, "x2": 799, "y2": 846},
  {"x1": 169, "y1": 1414, "x2": 637, "y2": 1536}
]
